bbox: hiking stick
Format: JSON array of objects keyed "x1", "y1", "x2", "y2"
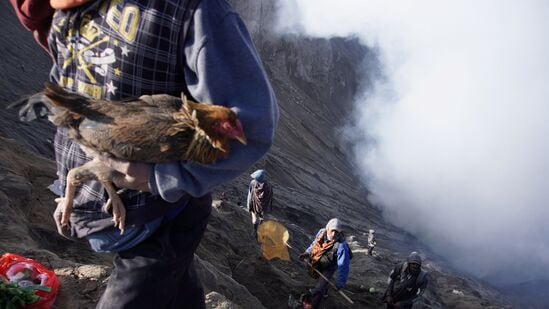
[{"x1": 285, "y1": 242, "x2": 354, "y2": 305}]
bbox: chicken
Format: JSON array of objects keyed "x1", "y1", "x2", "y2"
[{"x1": 11, "y1": 83, "x2": 247, "y2": 233}]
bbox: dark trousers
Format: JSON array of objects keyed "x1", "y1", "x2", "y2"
[
  {"x1": 387, "y1": 304, "x2": 412, "y2": 309},
  {"x1": 97, "y1": 194, "x2": 212, "y2": 309},
  {"x1": 310, "y1": 268, "x2": 336, "y2": 309}
]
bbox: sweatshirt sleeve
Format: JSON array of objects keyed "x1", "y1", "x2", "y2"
[
  {"x1": 336, "y1": 242, "x2": 351, "y2": 289},
  {"x1": 148, "y1": 0, "x2": 279, "y2": 202},
  {"x1": 386, "y1": 264, "x2": 401, "y2": 297}
]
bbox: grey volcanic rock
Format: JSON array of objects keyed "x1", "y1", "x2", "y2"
[
  {"x1": 0, "y1": 0, "x2": 511, "y2": 308},
  {"x1": 196, "y1": 255, "x2": 265, "y2": 309}
]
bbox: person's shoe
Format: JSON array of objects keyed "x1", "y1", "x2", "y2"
[
  {"x1": 288, "y1": 295, "x2": 300, "y2": 309},
  {"x1": 300, "y1": 293, "x2": 313, "y2": 309}
]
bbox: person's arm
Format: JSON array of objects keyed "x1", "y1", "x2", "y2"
[
  {"x1": 385, "y1": 265, "x2": 400, "y2": 303},
  {"x1": 148, "y1": 0, "x2": 278, "y2": 202},
  {"x1": 50, "y1": 0, "x2": 93, "y2": 9},
  {"x1": 9, "y1": 0, "x2": 54, "y2": 52},
  {"x1": 335, "y1": 242, "x2": 351, "y2": 289},
  {"x1": 246, "y1": 180, "x2": 254, "y2": 211},
  {"x1": 414, "y1": 276, "x2": 428, "y2": 300}
]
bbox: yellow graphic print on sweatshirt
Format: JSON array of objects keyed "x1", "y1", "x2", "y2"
[{"x1": 51, "y1": 0, "x2": 141, "y2": 99}]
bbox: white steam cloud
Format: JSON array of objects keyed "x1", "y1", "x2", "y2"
[{"x1": 275, "y1": 0, "x2": 549, "y2": 284}]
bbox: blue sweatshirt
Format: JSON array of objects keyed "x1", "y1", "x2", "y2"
[{"x1": 149, "y1": 0, "x2": 278, "y2": 201}]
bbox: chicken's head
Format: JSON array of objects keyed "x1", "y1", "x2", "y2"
[
  {"x1": 213, "y1": 115, "x2": 247, "y2": 145},
  {"x1": 186, "y1": 99, "x2": 248, "y2": 150}
]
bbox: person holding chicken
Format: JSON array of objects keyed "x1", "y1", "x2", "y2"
[{"x1": 10, "y1": 0, "x2": 279, "y2": 307}]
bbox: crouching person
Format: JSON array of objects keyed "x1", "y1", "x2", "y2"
[
  {"x1": 383, "y1": 251, "x2": 428, "y2": 308},
  {"x1": 299, "y1": 218, "x2": 350, "y2": 308}
]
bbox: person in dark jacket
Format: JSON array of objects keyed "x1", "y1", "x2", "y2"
[
  {"x1": 299, "y1": 218, "x2": 351, "y2": 309},
  {"x1": 246, "y1": 169, "x2": 273, "y2": 238},
  {"x1": 383, "y1": 251, "x2": 429, "y2": 308},
  {"x1": 10, "y1": 0, "x2": 278, "y2": 307}
]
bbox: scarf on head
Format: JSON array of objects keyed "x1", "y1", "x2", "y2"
[{"x1": 309, "y1": 229, "x2": 336, "y2": 266}]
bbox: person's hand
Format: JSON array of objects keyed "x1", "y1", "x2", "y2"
[
  {"x1": 99, "y1": 156, "x2": 152, "y2": 192},
  {"x1": 393, "y1": 302, "x2": 402, "y2": 308},
  {"x1": 53, "y1": 197, "x2": 72, "y2": 239},
  {"x1": 50, "y1": 0, "x2": 94, "y2": 10},
  {"x1": 298, "y1": 252, "x2": 309, "y2": 261},
  {"x1": 385, "y1": 296, "x2": 394, "y2": 305}
]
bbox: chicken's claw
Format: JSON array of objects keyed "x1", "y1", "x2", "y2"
[
  {"x1": 53, "y1": 197, "x2": 72, "y2": 239},
  {"x1": 105, "y1": 193, "x2": 126, "y2": 235}
]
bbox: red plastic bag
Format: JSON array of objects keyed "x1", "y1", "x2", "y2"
[{"x1": 0, "y1": 253, "x2": 60, "y2": 309}]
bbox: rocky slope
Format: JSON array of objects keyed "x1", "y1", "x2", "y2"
[{"x1": 0, "y1": 0, "x2": 511, "y2": 308}]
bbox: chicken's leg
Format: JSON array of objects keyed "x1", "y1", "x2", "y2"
[
  {"x1": 60, "y1": 168, "x2": 78, "y2": 229},
  {"x1": 60, "y1": 158, "x2": 127, "y2": 234},
  {"x1": 60, "y1": 160, "x2": 107, "y2": 229}
]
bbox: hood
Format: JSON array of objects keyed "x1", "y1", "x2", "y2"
[{"x1": 251, "y1": 169, "x2": 267, "y2": 182}]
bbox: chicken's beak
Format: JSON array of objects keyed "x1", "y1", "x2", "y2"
[
  {"x1": 235, "y1": 134, "x2": 247, "y2": 145},
  {"x1": 233, "y1": 119, "x2": 247, "y2": 145}
]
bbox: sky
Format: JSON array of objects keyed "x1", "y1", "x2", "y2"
[{"x1": 274, "y1": 0, "x2": 549, "y2": 284}]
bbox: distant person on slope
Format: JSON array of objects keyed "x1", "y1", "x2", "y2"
[
  {"x1": 383, "y1": 251, "x2": 429, "y2": 308},
  {"x1": 246, "y1": 169, "x2": 273, "y2": 238},
  {"x1": 299, "y1": 218, "x2": 351, "y2": 308},
  {"x1": 367, "y1": 229, "x2": 377, "y2": 256}
]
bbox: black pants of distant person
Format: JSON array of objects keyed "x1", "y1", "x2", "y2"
[
  {"x1": 385, "y1": 296, "x2": 413, "y2": 309},
  {"x1": 310, "y1": 267, "x2": 336, "y2": 308},
  {"x1": 97, "y1": 194, "x2": 212, "y2": 309},
  {"x1": 387, "y1": 303, "x2": 412, "y2": 309}
]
